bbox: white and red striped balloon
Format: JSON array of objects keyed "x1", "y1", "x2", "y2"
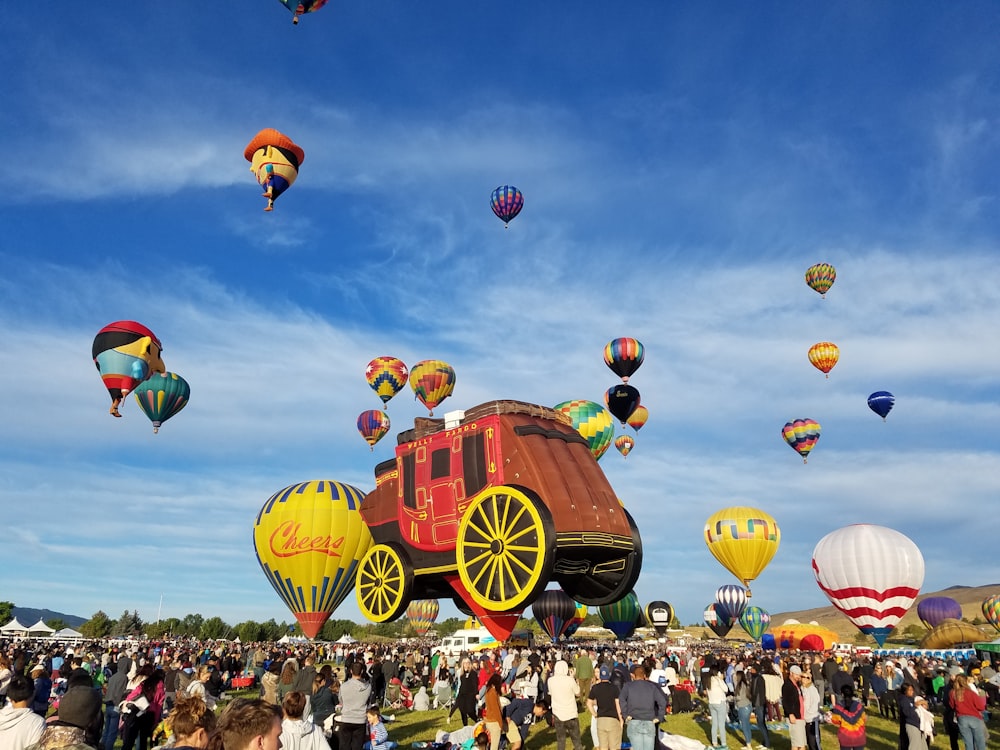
[{"x1": 811, "y1": 524, "x2": 924, "y2": 646}]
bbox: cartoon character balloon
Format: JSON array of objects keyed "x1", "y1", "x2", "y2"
[
  {"x1": 627, "y1": 405, "x2": 648, "y2": 432},
  {"x1": 805, "y1": 263, "x2": 836, "y2": 298},
  {"x1": 916, "y1": 596, "x2": 963, "y2": 630},
  {"x1": 93, "y1": 321, "x2": 165, "y2": 418},
  {"x1": 406, "y1": 599, "x2": 440, "y2": 636},
  {"x1": 782, "y1": 418, "x2": 821, "y2": 463},
  {"x1": 739, "y1": 605, "x2": 771, "y2": 642},
  {"x1": 277, "y1": 0, "x2": 329, "y2": 23},
  {"x1": 132, "y1": 372, "x2": 190, "y2": 433},
  {"x1": 604, "y1": 338, "x2": 645, "y2": 383},
  {"x1": 867, "y1": 391, "x2": 895, "y2": 421},
  {"x1": 644, "y1": 601, "x2": 674, "y2": 636},
  {"x1": 553, "y1": 400, "x2": 615, "y2": 461},
  {"x1": 704, "y1": 506, "x2": 781, "y2": 595},
  {"x1": 244, "y1": 128, "x2": 305, "y2": 211},
  {"x1": 366, "y1": 356, "x2": 408, "y2": 408},
  {"x1": 532, "y1": 589, "x2": 578, "y2": 643},
  {"x1": 253, "y1": 480, "x2": 373, "y2": 638},
  {"x1": 982, "y1": 595, "x2": 1000, "y2": 633},
  {"x1": 409, "y1": 360, "x2": 456, "y2": 415},
  {"x1": 357, "y1": 410, "x2": 391, "y2": 450},
  {"x1": 605, "y1": 384, "x2": 641, "y2": 425},
  {"x1": 715, "y1": 585, "x2": 748, "y2": 622},
  {"x1": 598, "y1": 591, "x2": 640, "y2": 640},
  {"x1": 811, "y1": 524, "x2": 925, "y2": 646},
  {"x1": 704, "y1": 603, "x2": 734, "y2": 638},
  {"x1": 491, "y1": 185, "x2": 524, "y2": 227},
  {"x1": 615, "y1": 435, "x2": 634, "y2": 458},
  {"x1": 808, "y1": 342, "x2": 840, "y2": 378}
]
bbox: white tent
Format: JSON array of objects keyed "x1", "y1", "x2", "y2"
[
  {"x1": 52, "y1": 627, "x2": 85, "y2": 641},
  {"x1": 335, "y1": 634, "x2": 357, "y2": 644},
  {"x1": 0, "y1": 618, "x2": 29, "y2": 636},
  {"x1": 28, "y1": 619, "x2": 56, "y2": 637}
]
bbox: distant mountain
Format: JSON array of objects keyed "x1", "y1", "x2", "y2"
[{"x1": 11, "y1": 607, "x2": 87, "y2": 629}]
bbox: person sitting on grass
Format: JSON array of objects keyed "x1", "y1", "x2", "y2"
[
  {"x1": 280, "y1": 691, "x2": 328, "y2": 750},
  {"x1": 365, "y1": 706, "x2": 398, "y2": 750}
]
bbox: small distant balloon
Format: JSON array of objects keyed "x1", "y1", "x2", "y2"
[
  {"x1": 409, "y1": 360, "x2": 456, "y2": 415},
  {"x1": 782, "y1": 418, "x2": 821, "y2": 463},
  {"x1": 615, "y1": 435, "x2": 634, "y2": 458},
  {"x1": 406, "y1": 599, "x2": 439, "y2": 636},
  {"x1": 627, "y1": 405, "x2": 648, "y2": 432},
  {"x1": 715, "y1": 584, "x2": 748, "y2": 622},
  {"x1": 704, "y1": 603, "x2": 733, "y2": 638},
  {"x1": 982, "y1": 595, "x2": 1000, "y2": 634},
  {"x1": 739, "y1": 605, "x2": 771, "y2": 642},
  {"x1": 644, "y1": 600, "x2": 674, "y2": 636},
  {"x1": 605, "y1": 384, "x2": 641, "y2": 425},
  {"x1": 808, "y1": 342, "x2": 840, "y2": 377},
  {"x1": 244, "y1": 128, "x2": 304, "y2": 211},
  {"x1": 868, "y1": 391, "x2": 895, "y2": 421},
  {"x1": 805, "y1": 263, "x2": 837, "y2": 298},
  {"x1": 132, "y1": 372, "x2": 190, "y2": 433},
  {"x1": 276, "y1": 0, "x2": 329, "y2": 24},
  {"x1": 357, "y1": 410, "x2": 391, "y2": 450},
  {"x1": 491, "y1": 185, "x2": 524, "y2": 227},
  {"x1": 604, "y1": 338, "x2": 645, "y2": 383},
  {"x1": 366, "y1": 356, "x2": 409, "y2": 408}
]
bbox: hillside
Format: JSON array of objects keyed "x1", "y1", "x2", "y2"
[{"x1": 11, "y1": 607, "x2": 87, "y2": 628}]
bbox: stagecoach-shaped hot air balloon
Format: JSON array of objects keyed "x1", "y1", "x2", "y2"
[{"x1": 355, "y1": 400, "x2": 642, "y2": 641}]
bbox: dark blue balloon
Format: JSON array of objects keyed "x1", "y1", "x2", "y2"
[
  {"x1": 605, "y1": 384, "x2": 641, "y2": 424},
  {"x1": 867, "y1": 391, "x2": 895, "y2": 420}
]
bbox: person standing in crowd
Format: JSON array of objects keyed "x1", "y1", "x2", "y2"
[
  {"x1": 310, "y1": 673, "x2": 337, "y2": 738},
  {"x1": 292, "y1": 656, "x2": 317, "y2": 720},
  {"x1": 120, "y1": 668, "x2": 164, "y2": 750},
  {"x1": 337, "y1": 661, "x2": 371, "y2": 750},
  {"x1": 451, "y1": 658, "x2": 479, "y2": 726},
  {"x1": 279, "y1": 691, "x2": 328, "y2": 750},
  {"x1": 575, "y1": 650, "x2": 594, "y2": 709},
  {"x1": 800, "y1": 671, "x2": 821, "y2": 750},
  {"x1": 618, "y1": 663, "x2": 665, "y2": 750},
  {"x1": 547, "y1": 660, "x2": 582, "y2": 750},
  {"x1": 732, "y1": 669, "x2": 753, "y2": 750},
  {"x1": 0, "y1": 674, "x2": 46, "y2": 750},
  {"x1": 101, "y1": 657, "x2": 130, "y2": 750},
  {"x1": 704, "y1": 664, "x2": 729, "y2": 749},
  {"x1": 939, "y1": 668, "x2": 961, "y2": 750},
  {"x1": 164, "y1": 694, "x2": 216, "y2": 750},
  {"x1": 749, "y1": 662, "x2": 771, "y2": 749},
  {"x1": 897, "y1": 683, "x2": 926, "y2": 750},
  {"x1": 781, "y1": 665, "x2": 806, "y2": 750},
  {"x1": 949, "y1": 673, "x2": 987, "y2": 750},
  {"x1": 261, "y1": 663, "x2": 281, "y2": 705},
  {"x1": 830, "y1": 685, "x2": 866, "y2": 750},
  {"x1": 482, "y1": 674, "x2": 504, "y2": 750},
  {"x1": 25, "y1": 684, "x2": 103, "y2": 750},
  {"x1": 30, "y1": 662, "x2": 51, "y2": 717},
  {"x1": 217, "y1": 699, "x2": 282, "y2": 750},
  {"x1": 587, "y1": 664, "x2": 623, "y2": 750}
]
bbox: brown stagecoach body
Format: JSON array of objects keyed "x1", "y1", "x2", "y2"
[{"x1": 356, "y1": 400, "x2": 642, "y2": 624}]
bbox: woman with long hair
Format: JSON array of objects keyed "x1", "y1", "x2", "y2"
[
  {"x1": 280, "y1": 691, "x2": 329, "y2": 750},
  {"x1": 121, "y1": 668, "x2": 165, "y2": 750},
  {"x1": 166, "y1": 694, "x2": 217, "y2": 749},
  {"x1": 705, "y1": 663, "x2": 730, "y2": 749},
  {"x1": 830, "y1": 685, "x2": 866, "y2": 750},
  {"x1": 483, "y1": 674, "x2": 504, "y2": 750},
  {"x1": 732, "y1": 670, "x2": 753, "y2": 750},
  {"x1": 278, "y1": 662, "x2": 299, "y2": 704},
  {"x1": 949, "y1": 674, "x2": 987, "y2": 750}
]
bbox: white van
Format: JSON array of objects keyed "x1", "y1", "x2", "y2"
[{"x1": 439, "y1": 628, "x2": 498, "y2": 658}]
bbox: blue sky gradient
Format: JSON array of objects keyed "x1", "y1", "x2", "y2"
[{"x1": 1, "y1": 2, "x2": 998, "y2": 630}]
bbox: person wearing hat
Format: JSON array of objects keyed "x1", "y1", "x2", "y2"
[
  {"x1": 25, "y1": 684, "x2": 102, "y2": 750},
  {"x1": 587, "y1": 663, "x2": 623, "y2": 750},
  {"x1": 30, "y1": 663, "x2": 52, "y2": 718},
  {"x1": 781, "y1": 665, "x2": 806, "y2": 750},
  {"x1": 0, "y1": 673, "x2": 46, "y2": 750}
]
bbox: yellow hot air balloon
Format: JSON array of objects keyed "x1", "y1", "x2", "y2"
[
  {"x1": 704, "y1": 506, "x2": 780, "y2": 596},
  {"x1": 409, "y1": 359, "x2": 456, "y2": 415},
  {"x1": 253, "y1": 480, "x2": 373, "y2": 638},
  {"x1": 807, "y1": 342, "x2": 839, "y2": 378}
]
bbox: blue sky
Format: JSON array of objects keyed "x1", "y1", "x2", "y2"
[{"x1": 2, "y1": 2, "x2": 998, "y2": 632}]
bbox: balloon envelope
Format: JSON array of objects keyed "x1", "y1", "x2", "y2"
[
  {"x1": 917, "y1": 596, "x2": 963, "y2": 630},
  {"x1": 406, "y1": 599, "x2": 440, "y2": 636},
  {"x1": 983, "y1": 595, "x2": 1000, "y2": 633},
  {"x1": 357, "y1": 409, "x2": 391, "y2": 449},
  {"x1": 532, "y1": 589, "x2": 578, "y2": 643},
  {"x1": 715, "y1": 585, "x2": 748, "y2": 622},
  {"x1": 704, "y1": 506, "x2": 781, "y2": 592},
  {"x1": 782, "y1": 418, "x2": 821, "y2": 462},
  {"x1": 553, "y1": 400, "x2": 614, "y2": 461},
  {"x1": 132, "y1": 371, "x2": 190, "y2": 433},
  {"x1": 739, "y1": 605, "x2": 770, "y2": 642},
  {"x1": 919, "y1": 618, "x2": 991, "y2": 649},
  {"x1": 605, "y1": 384, "x2": 641, "y2": 424},
  {"x1": 805, "y1": 263, "x2": 837, "y2": 297},
  {"x1": 704, "y1": 603, "x2": 734, "y2": 638},
  {"x1": 491, "y1": 185, "x2": 524, "y2": 226},
  {"x1": 615, "y1": 435, "x2": 634, "y2": 458},
  {"x1": 244, "y1": 129, "x2": 304, "y2": 211},
  {"x1": 409, "y1": 360, "x2": 456, "y2": 415},
  {"x1": 604, "y1": 338, "x2": 645, "y2": 382},
  {"x1": 644, "y1": 600, "x2": 674, "y2": 636},
  {"x1": 808, "y1": 342, "x2": 840, "y2": 376},
  {"x1": 868, "y1": 391, "x2": 895, "y2": 420},
  {"x1": 277, "y1": 0, "x2": 329, "y2": 22},
  {"x1": 627, "y1": 405, "x2": 649, "y2": 432},
  {"x1": 564, "y1": 602, "x2": 588, "y2": 639},
  {"x1": 811, "y1": 524, "x2": 925, "y2": 646},
  {"x1": 92, "y1": 320, "x2": 165, "y2": 411},
  {"x1": 366, "y1": 356, "x2": 409, "y2": 406},
  {"x1": 253, "y1": 480, "x2": 373, "y2": 638},
  {"x1": 599, "y1": 592, "x2": 640, "y2": 640}
]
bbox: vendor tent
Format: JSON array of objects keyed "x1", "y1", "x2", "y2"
[
  {"x1": 0, "y1": 618, "x2": 29, "y2": 637},
  {"x1": 52, "y1": 627, "x2": 85, "y2": 641},
  {"x1": 335, "y1": 634, "x2": 357, "y2": 644},
  {"x1": 27, "y1": 619, "x2": 56, "y2": 638}
]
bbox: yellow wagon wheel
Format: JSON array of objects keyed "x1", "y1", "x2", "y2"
[
  {"x1": 356, "y1": 543, "x2": 413, "y2": 622},
  {"x1": 456, "y1": 485, "x2": 554, "y2": 611}
]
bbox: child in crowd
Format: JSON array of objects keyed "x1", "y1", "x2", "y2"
[{"x1": 366, "y1": 706, "x2": 398, "y2": 750}]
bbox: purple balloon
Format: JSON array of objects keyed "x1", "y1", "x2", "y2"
[{"x1": 916, "y1": 596, "x2": 962, "y2": 629}]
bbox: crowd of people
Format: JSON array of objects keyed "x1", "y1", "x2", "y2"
[{"x1": 0, "y1": 635, "x2": 994, "y2": 750}]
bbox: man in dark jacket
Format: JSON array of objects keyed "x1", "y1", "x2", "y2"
[
  {"x1": 101, "y1": 658, "x2": 130, "y2": 750},
  {"x1": 750, "y1": 662, "x2": 771, "y2": 749}
]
